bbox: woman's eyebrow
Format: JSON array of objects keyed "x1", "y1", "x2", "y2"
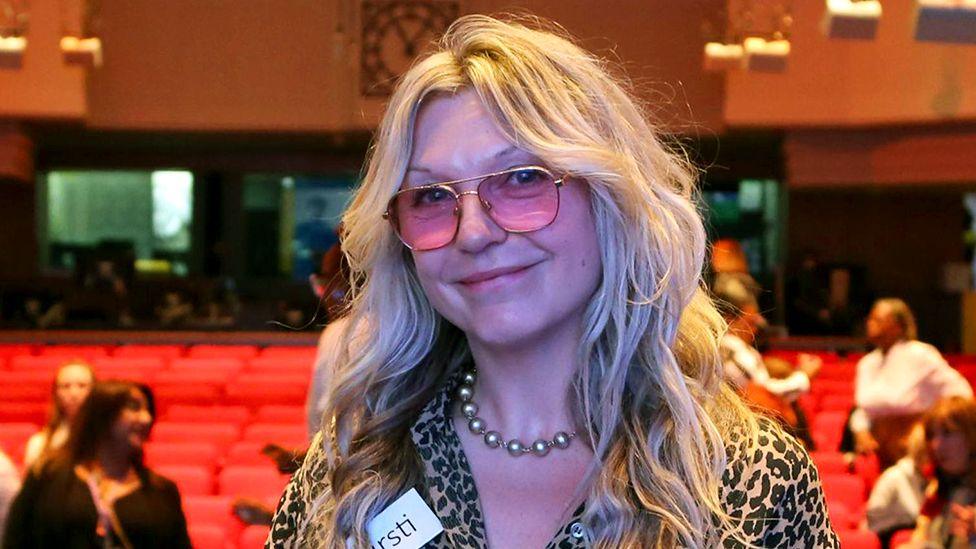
[{"x1": 405, "y1": 145, "x2": 527, "y2": 175}]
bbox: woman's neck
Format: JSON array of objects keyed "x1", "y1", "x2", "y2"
[
  {"x1": 466, "y1": 329, "x2": 581, "y2": 437},
  {"x1": 94, "y1": 446, "x2": 134, "y2": 481}
]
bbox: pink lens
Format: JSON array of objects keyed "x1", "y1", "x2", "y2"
[
  {"x1": 480, "y1": 168, "x2": 559, "y2": 231},
  {"x1": 391, "y1": 186, "x2": 458, "y2": 250}
]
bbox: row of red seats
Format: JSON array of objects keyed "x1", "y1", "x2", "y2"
[
  {"x1": 0, "y1": 373, "x2": 309, "y2": 413},
  {"x1": 192, "y1": 523, "x2": 269, "y2": 549},
  {"x1": 0, "y1": 419, "x2": 308, "y2": 465},
  {"x1": 0, "y1": 354, "x2": 315, "y2": 375},
  {"x1": 0, "y1": 343, "x2": 316, "y2": 361}
]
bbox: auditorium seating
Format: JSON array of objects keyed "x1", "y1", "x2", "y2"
[
  {"x1": 3, "y1": 343, "x2": 973, "y2": 547},
  {"x1": 0, "y1": 343, "x2": 316, "y2": 549},
  {"x1": 240, "y1": 525, "x2": 272, "y2": 548}
]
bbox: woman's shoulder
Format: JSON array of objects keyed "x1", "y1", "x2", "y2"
[{"x1": 720, "y1": 419, "x2": 840, "y2": 548}]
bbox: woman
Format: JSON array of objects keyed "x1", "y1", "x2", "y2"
[
  {"x1": 23, "y1": 359, "x2": 95, "y2": 469},
  {"x1": 3, "y1": 381, "x2": 190, "y2": 548},
  {"x1": 270, "y1": 15, "x2": 837, "y2": 548},
  {"x1": 905, "y1": 397, "x2": 976, "y2": 548}
]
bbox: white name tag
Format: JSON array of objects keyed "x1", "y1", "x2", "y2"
[{"x1": 366, "y1": 488, "x2": 444, "y2": 549}]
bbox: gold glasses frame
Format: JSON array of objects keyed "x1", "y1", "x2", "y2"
[{"x1": 382, "y1": 165, "x2": 566, "y2": 251}]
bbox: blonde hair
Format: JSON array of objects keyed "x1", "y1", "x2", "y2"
[
  {"x1": 874, "y1": 298, "x2": 918, "y2": 341},
  {"x1": 305, "y1": 14, "x2": 760, "y2": 548}
]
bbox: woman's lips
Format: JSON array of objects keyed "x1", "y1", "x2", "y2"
[{"x1": 457, "y1": 264, "x2": 534, "y2": 290}]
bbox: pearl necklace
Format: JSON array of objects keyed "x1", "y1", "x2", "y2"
[{"x1": 457, "y1": 370, "x2": 576, "y2": 457}]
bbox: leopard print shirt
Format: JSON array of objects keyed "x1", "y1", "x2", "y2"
[{"x1": 268, "y1": 376, "x2": 840, "y2": 548}]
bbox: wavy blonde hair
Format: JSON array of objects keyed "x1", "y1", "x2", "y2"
[{"x1": 303, "y1": 14, "x2": 760, "y2": 548}]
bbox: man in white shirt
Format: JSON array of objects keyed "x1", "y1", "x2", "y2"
[{"x1": 850, "y1": 298, "x2": 972, "y2": 467}]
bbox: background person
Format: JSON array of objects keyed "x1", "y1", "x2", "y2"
[
  {"x1": 0, "y1": 450, "x2": 19, "y2": 542},
  {"x1": 850, "y1": 299, "x2": 972, "y2": 469},
  {"x1": 866, "y1": 423, "x2": 928, "y2": 548},
  {"x1": 3, "y1": 380, "x2": 190, "y2": 548},
  {"x1": 23, "y1": 359, "x2": 95, "y2": 470},
  {"x1": 268, "y1": 15, "x2": 837, "y2": 548},
  {"x1": 714, "y1": 272, "x2": 821, "y2": 445},
  {"x1": 905, "y1": 397, "x2": 976, "y2": 548}
]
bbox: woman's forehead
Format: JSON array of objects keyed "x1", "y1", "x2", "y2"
[{"x1": 408, "y1": 91, "x2": 530, "y2": 178}]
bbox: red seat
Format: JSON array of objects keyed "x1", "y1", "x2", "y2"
[
  {"x1": 188, "y1": 523, "x2": 226, "y2": 549},
  {"x1": 824, "y1": 499, "x2": 858, "y2": 530},
  {"x1": 113, "y1": 345, "x2": 184, "y2": 359},
  {"x1": 153, "y1": 370, "x2": 230, "y2": 388},
  {"x1": 254, "y1": 405, "x2": 305, "y2": 424},
  {"x1": 811, "y1": 379, "x2": 854, "y2": 398},
  {"x1": 152, "y1": 383, "x2": 222, "y2": 409},
  {"x1": 151, "y1": 423, "x2": 241, "y2": 451},
  {"x1": 821, "y1": 474, "x2": 866, "y2": 516},
  {"x1": 0, "y1": 423, "x2": 38, "y2": 463},
  {"x1": 224, "y1": 376, "x2": 308, "y2": 409},
  {"x1": 812, "y1": 411, "x2": 849, "y2": 452},
  {"x1": 183, "y1": 495, "x2": 241, "y2": 540},
  {"x1": 889, "y1": 529, "x2": 914, "y2": 548},
  {"x1": 247, "y1": 356, "x2": 314, "y2": 375},
  {"x1": 0, "y1": 383, "x2": 48, "y2": 402},
  {"x1": 239, "y1": 525, "x2": 271, "y2": 549},
  {"x1": 819, "y1": 394, "x2": 855, "y2": 414},
  {"x1": 258, "y1": 346, "x2": 316, "y2": 359},
  {"x1": 169, "y1": 358, "x2": 244, "y2": 375},
  {"x1": 144, "y1": 442, "x2": 221, "y2": 471},
  {"x1": 0, "y1": 344, "x2": 34, "y2": 358},
  {"x1": 163, "y1": 405, "x2": 251, "y2": 425},
  {"x1": 225, "y1": 441, "x2": 273, "y2": 467},
  {"x1": 40, "y1": 345, "x2": 110, "y2": 359},
  {"x1": 8, "y1": 355, "x2": 79, "y2": 372},
  {"x1": 188, "y1": 345, "x2": 259, "y2": 360},
  {"x1": 218, "y1": 466, "x2": 288, "y2": 502},
  {"x1": 155, "y1": 465, "x2": 213, "y2": 496},
  {"x1": 811, "y1": 452, "x2": 851, "y2": 476},
  {"x1": 837, "y1": 529, "x2": 881, "y2": 549},
  {"x1": 3, "y1": 370, "x2": 58, "y2": 385},
  {"x1": 91, "y1": 367, "x2": 155, "y2": 384},
  {"x1": 243, "y1": 424, "x2": 307, "y2": 448},
  {"x1": 816, "y1": 361, "x2": 857, "y2": 382},
  {"x1": 0, "y1": 401, "x2": 47, "y2": 424},
  {"x1": 93, "y1": 356, "x2": 167, "y2": 372}
]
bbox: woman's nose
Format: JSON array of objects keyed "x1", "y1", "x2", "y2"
[{"x1": 453, "y1": 193, "x2": 506, "y2": 252}]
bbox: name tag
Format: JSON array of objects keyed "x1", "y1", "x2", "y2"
[{"x1": 367, "y1": 488, "x2": 444, "y2": 549}]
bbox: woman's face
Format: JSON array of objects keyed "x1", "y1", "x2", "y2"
[
  {"x1": 406, "y1": 90, "x2": 603, "y2": 349},
  {"x1": 55, "y1": 364, "x2": 94, "y2": 420},
  {"x1": 927, "y1": 424, "x2": 970, "y2": 476},
  {"x1": 111, "y1": 388, "x2": 153, "y2": 452}
]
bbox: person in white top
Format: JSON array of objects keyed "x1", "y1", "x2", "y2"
[
  {"x1": 715, "y1": 273, "x2": 821, "y2": 401},
  {"x1": 866, "y1": 423, "x2": 928, "y2": 546},
  {"x1": 714, "y1": 274, "x2": 821, "y2": 445},
  {"x1": 850, "y1": 298, "x2": 972, "y2": 467},
  {"x1": 23, "y1": 359, "x2": 95, "y2": 470},
  {"x1": 0, "y1": 448, "x2": 20, "y2": 539}
]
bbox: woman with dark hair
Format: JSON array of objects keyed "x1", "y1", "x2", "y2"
[
  {"x1": 3, "y1": 380, "x2": 190, "y2": 548},
  {"x1": 23, "y1": 359, "x2": 95, "y2": 469}
]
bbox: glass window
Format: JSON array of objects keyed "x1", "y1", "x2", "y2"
[{"x1": 40, "y1": 170, "x2": 194, "y2": 276}]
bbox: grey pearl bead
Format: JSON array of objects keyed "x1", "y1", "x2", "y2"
[
  {"x1": 462, "y1": 372, "x2": 476, "y2": 385},
  {"x1": 468, "y1": 417, "x2": 485, "y2": 434},
  {"x1": 506, "y1": 439, "x2": 525, "y2": 456},
  {"x1": 553, "y1": 431, "x2": 571, "y2": 449},
  {"x1": 461, "y1": 402, "x2": 478, "y2": 418},
  {"x1": 484, "y1": 431, "x2": 502, "y2": 448},
  {"x1": 531, "y1": 439, "x2": 551, "y2": 457},
  {"x1": 457, "y1": 386, "x2": 474, "y2": 402}
]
